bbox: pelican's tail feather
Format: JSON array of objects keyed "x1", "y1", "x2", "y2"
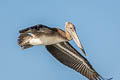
[{"x1": 18, "y1": 33, "x2": 33, "y2": 49}]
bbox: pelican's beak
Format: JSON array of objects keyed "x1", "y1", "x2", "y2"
[{"x1": 70, "y1": 30, "x2": 86, "y2": 56}]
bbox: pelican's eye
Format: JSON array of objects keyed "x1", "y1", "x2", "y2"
[
  {"x1": 69, "y1": 26, "x2": 74, "y2": 31},
  {"x1": 69, "y1": 25, "x2": 73, "y2": 29},
  {"x1": 70, "y1": 27, "x2": 72, "y2": 29}
]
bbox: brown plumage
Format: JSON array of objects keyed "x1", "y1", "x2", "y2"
[
  {"x1": 46, "y1": 42, "x2": 104, "y2": 80},
  {"x1": 18, "y1": 33, "x2": 33, "y2": 49},
  {"x1": 18, "y1": 22, "x2": 111, "y2": 80},
  {"x1": 18, "y1": 24, "x2": 68, "y2": 49},
  {"x1": 18, "y1": 22, "x2": 86, "y2": 56}
]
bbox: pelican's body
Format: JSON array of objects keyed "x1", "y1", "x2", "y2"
[
  {"x1": 27, "y1": 29, "x2": 68, "y2": 46},
  {"x1": 18, "y1": 22, "x2": 111, "y2": 80},
  {"x1": 19, "y1": 24, "x2": 68, "y2": 46}
]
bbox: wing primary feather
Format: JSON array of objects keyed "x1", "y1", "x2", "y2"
[
  {"x1": 78, "y1": 64, "x2": 84, "y2": 73},
  {"x1": 76, "y1": 61, "x2": 82, "y2": 71},
  {"x1": 80, "y1": 64, "x2": 86, "y2": 74},
  {"x1": 83, "y1": 67, "x2": 87, "y2": 77},
  {"x1": 86, "y1": 69, "x2": 90, "y2": 79},
  {"x1": 75, "y1": 62, "x2": 82, "y2": 71}
]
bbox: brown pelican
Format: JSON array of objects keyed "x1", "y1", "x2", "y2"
[
  {"x1": 18, "y1": 22, "x2": 111, "y2": 80},
  {"x1": 18, "y1": 22, "x2": 86, "y2": 56}
]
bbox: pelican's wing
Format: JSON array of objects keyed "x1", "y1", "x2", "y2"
[
  {"x1": 19, "y1": 24, "x2": 54, "y2": 34},
  {"x1": 46, "y1": 42, "x2": 104, "y2": 80}
]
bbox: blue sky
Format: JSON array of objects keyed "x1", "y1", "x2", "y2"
[{"x1": 0, "y1": 0, "x2": 120, "y2": 80}]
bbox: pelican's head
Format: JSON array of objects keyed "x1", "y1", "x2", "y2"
[{"x1": 65, "y1": 22, "x2": 86, "y2": 56}]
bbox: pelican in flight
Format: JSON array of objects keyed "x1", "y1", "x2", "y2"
[
  {"x1": 19, "y1": 22, "x2": 86, "y2": 56},
  {"x1": 18, "y1": 22, "x2": 111, "y2": 80}
]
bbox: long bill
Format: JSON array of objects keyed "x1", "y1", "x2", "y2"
[{"x1": 70, "y1": 30, "x2": 86, "y2": 56}]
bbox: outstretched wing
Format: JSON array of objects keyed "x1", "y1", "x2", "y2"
[{"x1": 46, "y1": 42, "x2": 104, "y2": 80}]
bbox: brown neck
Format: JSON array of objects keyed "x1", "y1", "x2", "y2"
[
  {"x1": 65, "y1": 30, "x2": 72, "y2": 40},
  {"x1": 56, "y1": 28, "x2": 72, "y2": 40},
  {"x1": 56, "y1": 28, "x2": 67, "y2": 39}
]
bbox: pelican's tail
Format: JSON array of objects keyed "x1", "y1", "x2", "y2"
[{"x1": 18, "y1": 33, "x2": 33, "y2": 49}]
